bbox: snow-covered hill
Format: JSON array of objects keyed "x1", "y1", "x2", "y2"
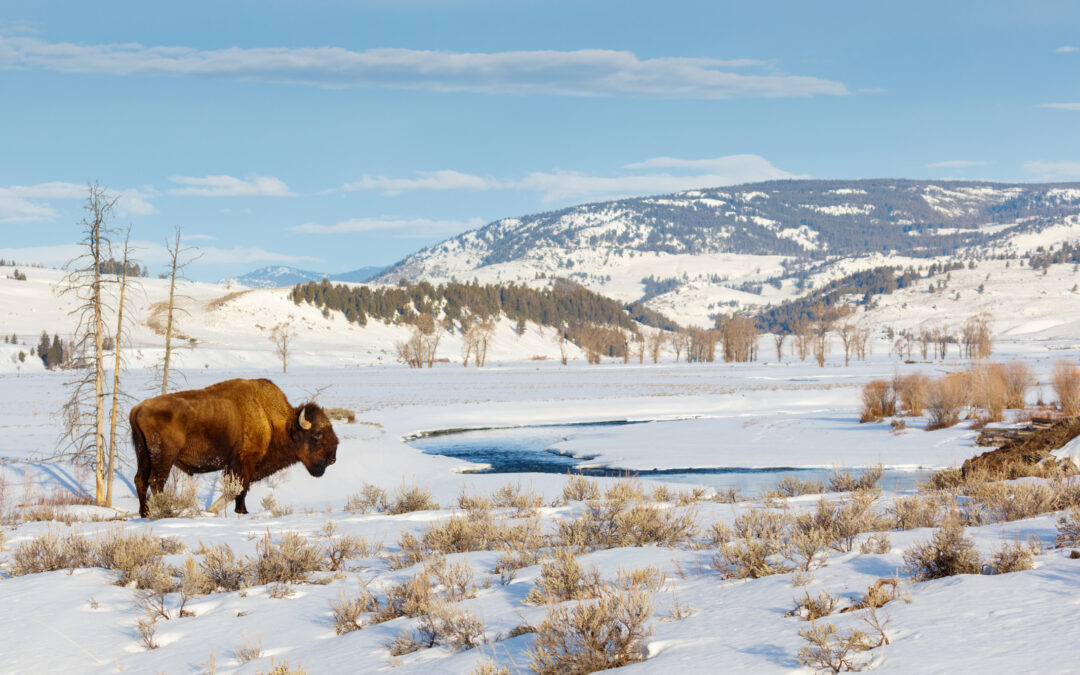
[
  {"x1": 225, "y1": 265, "x2": 385, "y2": 288},
  {"x1": 376, "y1": 180, "x2": 1080, "y2": 325}
]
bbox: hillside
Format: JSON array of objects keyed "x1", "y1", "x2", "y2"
[
  {"x1": 376, "y1": 180, "x2": 1080, "y2": 325},
  {"x1": 226, "y1": 264, "x2": 386, "y2": 288}
]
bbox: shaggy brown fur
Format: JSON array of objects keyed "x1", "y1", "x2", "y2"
[{"x1": 130, "y1": 379, "x2": 338, "y2": 516}]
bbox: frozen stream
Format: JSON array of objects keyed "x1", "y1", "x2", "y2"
[{"x1": 406, "y1": 421, "x2": 935, "y2": 495}]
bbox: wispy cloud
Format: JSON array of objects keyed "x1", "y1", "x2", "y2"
[
  {"x1": 1056, "y1": 46, "x2": 1078, "y2": 53},
  {"x1": 0, "y1": 36, "x2": 850, "y2": 99},
  {"x1": 168, "y1": 174, "x2": 295, "y2": 197},
  {"x1": 333, "y1": 154, "x2": 800, "y2": 204},
  {"x1": 1039, "y1": 103, "x2": 1080, "y2": 111},
  {"x1": 1021, "y1": 160, "x2": 1080, "y2": 181},
  {"x1": 0, "y1": 181, "x2": 154, "y2": 222},
  {"x1": 0, "y1": 241, "x2": 320, "y2": 268},
  {"x1": 924, "y1": 160, "x2": 987, "y2": 168},
  {"x1": 292, "y1": 217, "x2": 484, "y2": 237},
  {"x1": 340, "y1": 170, "x2": 493, "y2": 195}
]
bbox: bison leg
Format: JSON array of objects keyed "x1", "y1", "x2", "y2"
[
  {"x1": 132, "y1": 427, "x2": 152, "y2": 518},
  {"x1": 234, "y1": 485, "x2": 250, "y2": 514}
]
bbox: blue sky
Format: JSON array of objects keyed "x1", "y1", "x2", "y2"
[{"x1": 1, "y1": 0, "x2": 1079, "y2": 280}]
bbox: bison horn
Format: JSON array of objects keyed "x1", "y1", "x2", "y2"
[{"x1": 298, "y1": 408, "x2": 312, "y2": 430}]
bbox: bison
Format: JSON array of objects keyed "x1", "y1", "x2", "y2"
[{"x1": 130, "y1": 378, "x2": 339, "y2": 517}]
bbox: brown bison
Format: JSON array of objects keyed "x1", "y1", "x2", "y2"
[{"x1": 130, "y1": 378, "x2": 339, "y2": 517}]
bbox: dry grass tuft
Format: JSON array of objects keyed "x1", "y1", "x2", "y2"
[
  {"x1": 991, "y1": 539, "x2": 1038, "y2": 574},
  {"x1": 255, "y1": 659, "x2": 308, "y2": 675},
  {"x1": 791, "y1": 590, "x2": 838, "y2": 621},
  {"x1": 526, "y1": 582, "x2": 654, "y2": 675},
  {"x1": 828, "y1": 465, "x2": 883, "y2": 493},
  {"x1": 254, "y1": 531, "x2": 323, "y2": 585},
  {"x1": 526, "y1": 549, "x2": 603, "y2": 605},
  {"x1": 903, "y1": 511, "x2": 982, "y2": 581},
  {"x1": 147, "y1": 472, "x2": 201, "y2": 519},
  {"x1": 234, "y1": 633, "x2": 263, "y2": 664},
  {"x1": 345, "y1": 484, "x2": 389, "y2": 514},
  {"x1": 769, "y1": 475, "x2": 826, "y2": 498},
  {"x1": 388, "y1": 484, "x2": 439, "y2": 515},
  {"x1": 331, "y1": 588, "x2": 379, "y2": 634},
  {"x1": 1057, "y1": 507, "x2": 1080, "y2": 548},
  {"x1": 562, "y1": 474, "x2": 600, "y2": 503}
]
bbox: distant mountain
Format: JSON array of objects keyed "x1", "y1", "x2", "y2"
[
  {"x1": 227, "y1": 265, "x2": 385, "y2": 288},
  {"x1": 373, "y1": 179, "x2": 1080, "y2": 324}
]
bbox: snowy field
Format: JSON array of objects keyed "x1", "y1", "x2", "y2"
[{"x1": 3, "y1": 337, "x2": 1080, "y2": 674}]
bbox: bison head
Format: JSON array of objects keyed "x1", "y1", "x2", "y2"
[{"x1": 292, "y1": 403, "x2": 339, "y2": 477}]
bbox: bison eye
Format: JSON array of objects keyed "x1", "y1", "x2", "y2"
[{"x1": 313, "y1": 432, "x2": 322, "y2": 441}]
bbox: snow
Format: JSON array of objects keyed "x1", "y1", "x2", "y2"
[{"x1": 5, "y1": 263, "x2": 1080, "y2": 673}]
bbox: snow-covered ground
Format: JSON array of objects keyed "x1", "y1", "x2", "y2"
[{"x1": 5, "y1": 262, "x2": 1080, "y2": 674}]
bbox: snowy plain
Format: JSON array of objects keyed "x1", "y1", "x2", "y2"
[{"x1": 2, "y1": 263, "x2": 1080, "y2": 674}]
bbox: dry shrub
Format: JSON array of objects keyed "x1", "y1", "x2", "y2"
[
  {"x1": 845, "y1": 578, "x2": 899, "y2": 612},
  {"x1": 331, "y1": 588, "x2": 379, "y2": 634},
  {"x1": 267, "y1": 582, "x2": 295, "y2": 599},
  {"x1": 798, "y1": 491, "x2": 887, "y2": 553},
  {"x1": 603, "y1": 476, "x2": 646, "y2": 504},
  {"x1": 828, "y1": 465, "x2": 883, "y2": 493},
  {"x1": 234, "y1": 633, "x2": 263, "y2": 664},
  {"x1": 1003, "y1": 361, "x2": 1036, "y2": 409},
  {"x1": 197, "y1": 542, "x2": 253, "y2": 591},
  {"x1": 770, "y1": 475, "x2": 826, "y2": 498},
  {"x1": 325, "y1": 407, "x2": 356, "y2": 423},
  {"x1": 260, "y1": 494, "x2": 294, "y2": 518},
  {"x1": 386, "y1": 630, "x2": 423, "y2": 656},
  {"x1": 562, "y1": 474, "x2": 600, "y2": 503},
  {"x1": 970, "y1": 363, "x2": 1008, "y2": 422},
  {"x1": 1052, "y1": 359, "x2": 1080, "y2": 416},
  {"x1": 416, "y1": 599, "x2": 486, "y2": 651},
  {"x1": 256, "y1": 659, "x2": 308, "y2": 675},
  {"x1": 789, "y1": 528, "x2": 830, "y2": 572},
  {"x1": 894, "y1": 372, "x2": 930, "y2": 417},
  {"x1": 1056, "y1": 506, "x2": 1080, "y2": 547},
  {"x1": 388, "y1": 484, "x2": 439, "y2": 515},
  {"x1": 471, "y1": 657, "x2": 511, "y2": 675},
  {"x1": 378, "y1": 572, "x2": 435, "y2": 621},
  {"x1": 254, "y1": 531, "x2": 323, "y2": 585},
  {"x1": 9, "y1": 530, "x2": 94, "y2": 576},
  {"x1": 926, "y1": 373, "x2": 969, "y2": 430},
  {"x1": 457, "y1": 489, "x2": 494, "y2": 514},
  {"x1": 903, "y1": 511, "x2": 982, "y2": 581},
  {"x1": 136, "y1": 610, "x2": 160, "y2": 650},
  {"x1": 859, "y1": 532, "x2": 892, "y2": 555},
  {"x1": 991, "y1": 539, "x2": 1037, "y2": 574},
  {"x1": 859, "y1": 380, "x2": 896, "y2": 423},
  {"x1": 714, "y1": 510, "x2": 792, "y2": 579},
  {"x1": 526, "y1": 583, "x2": 654, "y2": 675},
  {"x1": 493, "y1": 482, "x2": 543, "y2": 516},
  {"x1": 790, "y1": 590, "x2": 838, "y2": 621},
  {"x1": 796, "y1": 621, "x2": 876, "y2": 673},
  {"x1": 961, "y1": 481, "x2": 1057, "y2": 525},
  {"x1": 526, "y1": 549, "x2": 603, "y2": 605},
  {"x1": 556, "y1": 501, "x2": 696, "y2": 553},
  {"x1": 147, "y1": 472, "x2": 200, "y2": 519},
  {"x1": 345, "y1": 484, "x2": 389, "y2": 513},
  {"x1": 676, "y1": 488, "x2": 708, "y2": 506},
  {"x1": 889, "y1": 493, "x2": 946, "y2": 530},
  {"x1": 712, "y1": 488, "x2": 741, "y2": 504},
  {"x1": 426, "y1": 555, "x2": 477, "y2": 602},
  {"x1": 650, "y1": 485, "x2": 674, "y2": 503}
]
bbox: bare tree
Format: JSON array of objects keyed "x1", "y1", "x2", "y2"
[
  {"x1": 160, "y1": 227, "x2": 199, "y2": 394},
  {"x1": 961, "y1": 313, "x2": 994, "y2": 361},
  {"x1": 773, "y1": 332, "x2": 787, "y2": 363},
  {"x1": 634, "y1": 331, "x2": 645, "y2": 364},
  {"x1": 270, "y1": 323, "x2": 294, "y2": 373},
  {"x1": 838, "y1": 322, "x2": 856, "y2": 367},
  {"x1": 647, "y1": 329, "x2": 666, "y2": 364},
  {"x1": 475, "y1": 319, "x2": 495, "y2": 367},
  {"x1": 58, "y1": 184, "x2": 116, "y2": 505},
  {"x1": 672, "y1": 327, "x2": 691, "y2": 362},
  {"x1": 793, "y1": 319, "x2": 811, "y2": 362},
  {"x1": 812, "y1": 318, "x2": 832, "y2": 367},
  {"x1": 105, "y1": 228, "x2": 138, "y2": 506},
  {"x1": 556, "y1": 329, "x2": 569, "y2": 365}
]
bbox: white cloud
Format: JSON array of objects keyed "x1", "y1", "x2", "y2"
[
  {"x1": 340, "y1": 170, "x2": 493, "y2": 195},
  {"x1": 521, "y1": 154, "x2": 801, "y2": 202},
  {"x1": 1056, "y1": 46, "x2": 1078, "y2": 53},
  {"x1": 0, "y1": 36, "x2": 850, "y2": 99},
  {"x1": 1021, "y1": 160, "x2": 1080, "y2": 181},
  {"x1": 1039, "y1": 103, "x2": 1080, "y2": 111},
  {"x1": 0, "y1": 241, "x2": 319, "y2": 268},
  {"x1": 0, "y1": 181, "x2": 154, "y2": 222},
  {"x1": 332, "y1": 154, "x2": 799, "y2": 204},
  {"x1": 168, "y1": 174, "x2": 295, "y2": 197},
  {"x1": 293, "y1": 217, "x2": 483, "y2": 238},
  {"x1": 924, "y1": 160, "x2": 987, "y2": 168}
]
